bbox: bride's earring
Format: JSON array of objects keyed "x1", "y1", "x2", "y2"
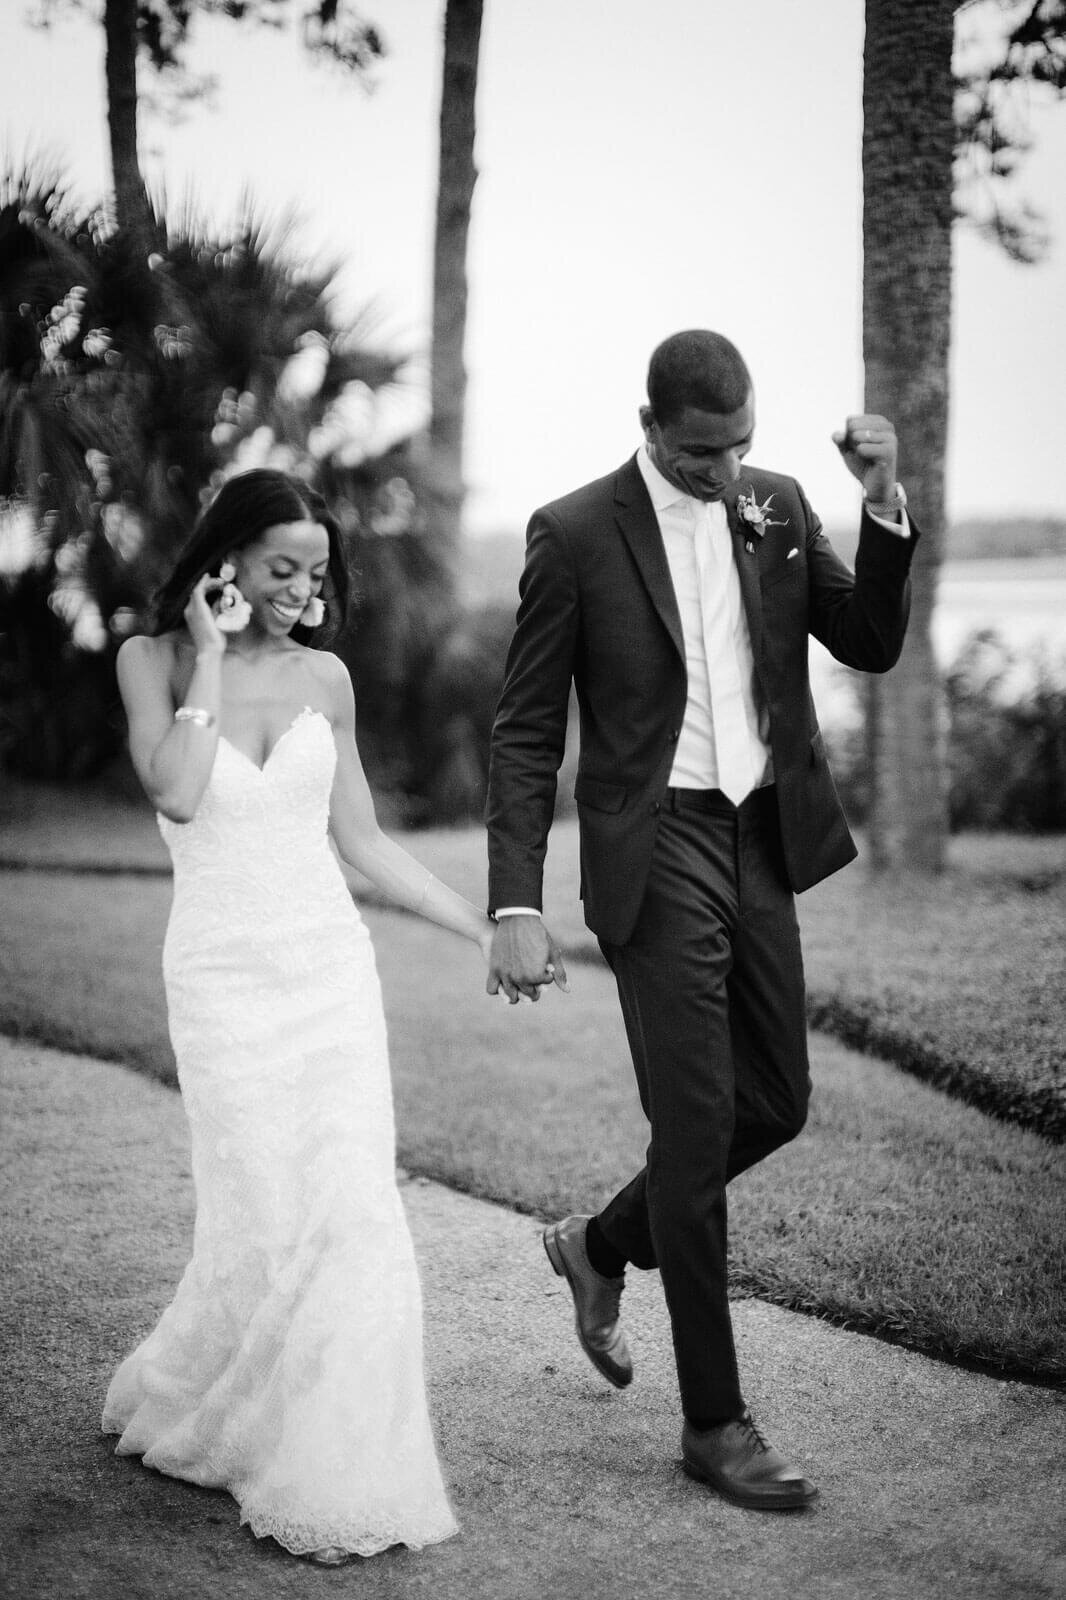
[
  {"x1": 300, "y1": 595, "x2": 326, "y2": 628},
  {"x1": 215, "y1": 561, "x2": 252, "y2": 633}
]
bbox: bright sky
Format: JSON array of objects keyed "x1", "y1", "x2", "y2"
[{"x1": 3, "y1": 0, "x2": 1065, "y2": 533}]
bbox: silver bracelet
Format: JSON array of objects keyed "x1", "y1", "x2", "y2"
[
  {"x1": 418, "y1": 872, "x2": 437, "y2": 911},
  {"x1": 174, "y1": 706, "x2": 216, "y2": 729}
]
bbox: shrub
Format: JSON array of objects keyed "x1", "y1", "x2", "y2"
[
  {"x1": 824, "y1": 630, "x2": 1066, "y2": 833},
  {"x1": 945, "y1": 630, "x2": 1066, "y2": 831}
]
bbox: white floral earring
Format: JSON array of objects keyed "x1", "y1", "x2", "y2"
[
  {"x1": 300, "y1": 596, "x2": 326, "y2": 628},
  {"x1": 215, "y1": 561, "x2": 252, "y2": 633}
]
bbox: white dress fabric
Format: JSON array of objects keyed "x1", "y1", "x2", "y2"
[{"x1": 102, "y1": 708, "x2": 458, "y2": 1558}]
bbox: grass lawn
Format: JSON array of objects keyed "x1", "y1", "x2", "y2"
[
  {"x1": 3, "y1": 775, "x2": 1063, "y2": 1133},
  {"x1": 1, "y1": 867, "x2": 1062, "y2": 1386},
  {"x1": 373, "y1": 821, "x2": 1066, "y2": 1139}
]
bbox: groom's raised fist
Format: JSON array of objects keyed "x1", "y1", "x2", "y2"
[{"x1": 832, "y1": 413, "x2": 898, "y2": 503}]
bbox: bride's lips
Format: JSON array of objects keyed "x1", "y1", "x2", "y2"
[{"x1": 270, "y1": 600, "x2": 303, "y2": 623}]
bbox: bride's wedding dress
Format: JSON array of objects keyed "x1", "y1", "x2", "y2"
[{"x1": 102, "y1": 707, "x2": 457, "y2": 1558}]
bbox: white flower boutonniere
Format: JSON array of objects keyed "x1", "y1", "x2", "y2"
[{"x1": 736, "y1": 488, "x2": 789, "y2": 554}]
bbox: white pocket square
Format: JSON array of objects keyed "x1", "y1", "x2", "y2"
[{"x1": 787, "y1": 547, "x2": 799, "y2": 560}]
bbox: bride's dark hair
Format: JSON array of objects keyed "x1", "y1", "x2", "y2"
[{"x1": 151, "y1": 470, "x2": 350, "y2": 645}]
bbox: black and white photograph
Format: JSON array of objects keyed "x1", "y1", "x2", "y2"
[{"x1": 1, "y1": 2, "x2": 1063, "y2": 1596}]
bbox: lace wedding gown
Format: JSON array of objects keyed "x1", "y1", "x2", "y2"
[{"x1": 102, "y1": 707, "x2": 458, "y2": 1558}]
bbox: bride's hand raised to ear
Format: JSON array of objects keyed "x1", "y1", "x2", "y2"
[{"x1": 184, "y1": 574, "x2": 228, "y2": 656}]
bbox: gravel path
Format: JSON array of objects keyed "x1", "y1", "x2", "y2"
[{"x1": 2, "y1": 1037, "x2": 1063, "y2": 1600}]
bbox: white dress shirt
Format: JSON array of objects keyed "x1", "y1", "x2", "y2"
[{"x1": 635, "y1": 446, "x2": 772, "y2": 798}]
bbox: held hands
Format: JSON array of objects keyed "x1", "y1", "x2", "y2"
[
  {"x1": 184, "y1": 574, "x2": 229, "y2": 656},
  {"x1": 486, "y1": 915, "x2": 570, "y2": 1005},
  {"x1": 832, "y1": 414, "x2": 898, "y2": 503}
]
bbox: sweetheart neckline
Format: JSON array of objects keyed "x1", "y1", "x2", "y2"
[{"x1": 217, "y1": 706, "x2": 328, "y2": 774}]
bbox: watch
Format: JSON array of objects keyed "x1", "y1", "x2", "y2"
[{"x1": 864, "y1": 482, "x2": 907, "y2": 516}]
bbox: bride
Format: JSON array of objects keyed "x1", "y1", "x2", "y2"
[{"x1": 103, "y1": 469, "x2": 491, "y2": 1562}]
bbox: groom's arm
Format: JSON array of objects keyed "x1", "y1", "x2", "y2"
[
  {"x1": 486, "y1": 507, "x2": 579, "y2": 914},
  {"x1": 804, "y1": 488, "x2": 919, "y2": 673},
  {"x1": 806, "y1": 410, "x2": 919, "y2": 671}
]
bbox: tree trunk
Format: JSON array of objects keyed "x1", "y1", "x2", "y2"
[
  {"x1": 861, "y1": 0, "x2": 955, "y2": 872},
  {"x1": 104, "y1": 0, "x2": 152, "y2": 242},
  {"x1": 427, "y1": 0, "x2": 483, "y2": 561}
]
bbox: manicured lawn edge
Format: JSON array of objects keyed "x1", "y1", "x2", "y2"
[
  {"x1": 726, "y1": 1268, "x2": 1064, "y2": 1391},
  {"x1": 805, "y1": 989, "x2": 1066, "y2": 1142},
  {"x1": 3, "y1": 1008, "x2": 1060, "y2": 1390}
]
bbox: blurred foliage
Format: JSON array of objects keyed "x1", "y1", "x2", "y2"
[
  {"x1": 955, "y1": 0, "x2": 1066, "y2": 260},
  {"x1": 0, "y1": 163, "x2": 474, "y2": 812},
  {"x1": 828, "y1": 629, "x2": 1066, "y2": 833},
  {"x1": 944, "y1": 628, "x2": 1066, "y2": 830}
]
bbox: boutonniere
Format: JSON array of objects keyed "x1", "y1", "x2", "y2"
[{"x1": 736, "y1": 488, "x2": 789, "y2": 554}]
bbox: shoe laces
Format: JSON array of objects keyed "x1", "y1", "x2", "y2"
[{"x1": 737, "y1": 1411, "x2": 770, "y2": 1454}]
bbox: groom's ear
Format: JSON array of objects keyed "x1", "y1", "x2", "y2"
[{"x1": 639, "y1": 404, "x2": 655, "y2": 433}]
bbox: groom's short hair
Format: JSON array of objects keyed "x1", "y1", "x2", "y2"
[{"x1": 647, "y1": 330, "x2": 752, "y2": 425}]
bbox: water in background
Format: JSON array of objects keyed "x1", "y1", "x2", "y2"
[{"x1": 811, "y1": 556, "x2": 1066, "y2": 727}]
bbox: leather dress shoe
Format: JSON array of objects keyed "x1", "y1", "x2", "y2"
[
  {"x1": 681, "y1": 1411, "x2": 818, "y2": 1510},
  {"x1": 543, "y1": 1215, "x2": 633, "y2": 1388}
]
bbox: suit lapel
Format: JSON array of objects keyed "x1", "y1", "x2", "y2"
[
  {"x1": 723, "y1": 482, "x2": 764, "y2": 653},
  {"x1": 613, "y1": 457, "x2": 685, "y2": 663}
]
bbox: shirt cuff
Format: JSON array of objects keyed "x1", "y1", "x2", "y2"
[
  {"x1": 866, "y1": 507, "x2": 911, "y2": 540},
  {"x1": 494, "y1": 906, "x2": 543, "y2": 918}
]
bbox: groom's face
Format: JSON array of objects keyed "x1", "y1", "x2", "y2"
[{"x1": 641, "y1": 394, "x2": 755, "y2": 502}]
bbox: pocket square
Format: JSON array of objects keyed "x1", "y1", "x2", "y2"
[{"x1": 787, "y1": 548, "x2": 799, "y2": 560}]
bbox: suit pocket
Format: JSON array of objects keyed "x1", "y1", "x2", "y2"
[{"x1": 574, "y1": 775, "x2": 627, "y2": 813}]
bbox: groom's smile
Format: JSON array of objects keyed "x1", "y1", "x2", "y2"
[{"x1": 640, "y1": 395, "x2": 755, "y2": 502}]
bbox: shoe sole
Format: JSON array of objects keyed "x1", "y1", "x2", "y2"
[
  {"x1": 682, "y1": 1456, "x2": 819, "y2": 1511},
  {"x1": 542, "y1": 1226, "x2": 632, "y2": 1389}
]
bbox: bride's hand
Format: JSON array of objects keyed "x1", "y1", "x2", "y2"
[
  {"x1": 184, "y1": 574, "x2": 227, "y2": 656},
  {"x1": 477, "y1": 921, "x2": 496, "y2": 965}
]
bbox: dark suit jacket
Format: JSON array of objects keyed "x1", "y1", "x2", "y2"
[{"x1": 486, "y1": 455, "x2": 918, "y2": 945}]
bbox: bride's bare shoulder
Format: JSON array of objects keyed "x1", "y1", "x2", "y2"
[
  {"x1": 301, "y1": 649, "x2": 355, "y2": 719},
  {"x1": 116, "y1": 632, "x2": 189, "y2": 701},
  {"x1": 303, "y1": 648, "x2": 351, "y2": 690},
  {"x1": 117, "y1": 630, "x2": 182, "y2": 674}
]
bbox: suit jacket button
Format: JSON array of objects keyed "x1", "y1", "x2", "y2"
[
  {"x1": 669, "y1": 729, "x2": 679, "y2": 742},
  {"x1": 651, "y1": 801, "x2": 661, "y2": 814}
]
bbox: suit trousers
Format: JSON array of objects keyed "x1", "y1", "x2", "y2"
[{"x1": 596, "y1": 784, "x2": 811, "y2": 1423}]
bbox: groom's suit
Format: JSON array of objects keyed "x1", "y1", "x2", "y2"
[{"x1": 487, "y1": 454, "x2": 917, "y2": 1421}]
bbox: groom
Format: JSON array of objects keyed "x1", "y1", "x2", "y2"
[{"x1": 485, "y1": 329, "x2": 918, "y2": 1510}]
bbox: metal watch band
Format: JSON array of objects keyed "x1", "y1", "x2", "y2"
[{"x1": 864, "y1": 482, "x2": 907, "y2": 515}]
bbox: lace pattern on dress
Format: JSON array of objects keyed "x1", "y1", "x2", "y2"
[{"x1": 101, "y1": 709, "x2": 457, "y2": 1556}]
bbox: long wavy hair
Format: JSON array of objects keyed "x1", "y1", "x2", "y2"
[{"x1": 150, "y1": 470, "x2": 350, "y2": 647}]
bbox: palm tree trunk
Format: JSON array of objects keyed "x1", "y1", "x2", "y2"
[
  {"x1": 862, "y1": 0, "x2": 955, "y2": 872},
  {"x1": 427, "y1": 0, "x2": 483, "y2": 561},
  {"x1": 104, "y1": 0, "x2": 152, "y2": 242}
]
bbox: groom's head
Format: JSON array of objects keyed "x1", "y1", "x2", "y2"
[{"x1": 640, "y1": 330, "x2": 754, "y2": 502}]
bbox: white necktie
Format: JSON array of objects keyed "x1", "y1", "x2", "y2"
[{"x1": 692, "y1": 500, "x2": 756, "y2": 805}]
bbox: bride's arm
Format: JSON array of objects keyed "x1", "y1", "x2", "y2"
[
  {"x1": 119, "y1": 592, "x2": 225, "y2": 822},
  {"x1": 323, "y1": 656, "x2": 492, "y2": 950}
]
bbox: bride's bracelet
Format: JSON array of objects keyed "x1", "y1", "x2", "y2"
[
  {"x1": 174, "y1": 706, "x2": 216, "y2": 729},
  {"x1": 418, "y1": 872, "x2": 438, "y2": 911}
]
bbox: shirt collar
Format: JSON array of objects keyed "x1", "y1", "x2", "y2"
[{"x1": 636, "y1": 444, "x2": 692, "y2": 513}]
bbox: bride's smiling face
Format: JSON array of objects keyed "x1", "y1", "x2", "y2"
[{"x1": 228, "y1": 520, "x2": 331, "y2": 635}]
